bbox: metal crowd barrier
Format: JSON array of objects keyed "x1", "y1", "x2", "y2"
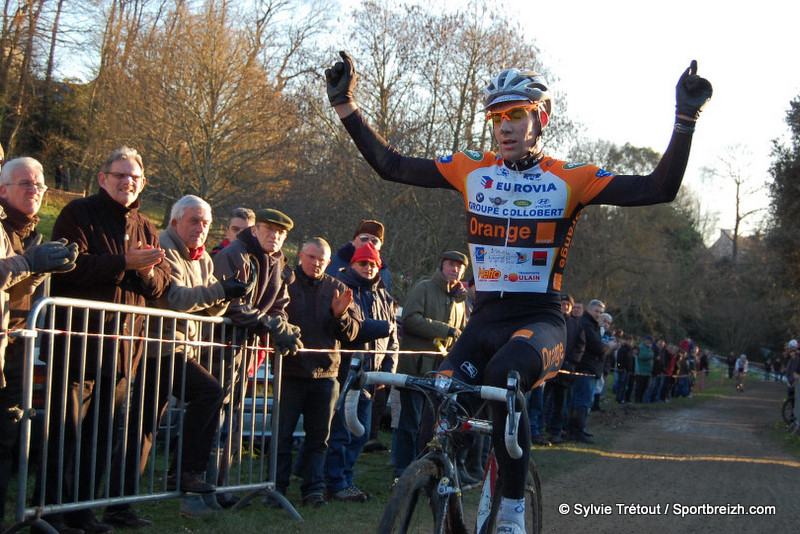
[{"x1": 9, "y1": 296, "x2": 298, "y2": 533}]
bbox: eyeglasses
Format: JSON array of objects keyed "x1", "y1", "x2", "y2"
[
  {"x1": 8, "y1": 181, "x2": 48, "y2": 193},
  {"x1": 105, "y1": 172, "x2": 144, "y2": 183},
  {"x1": 358, "y1": 234, "x2": 381, "y2": 246},
  {"x1": 485, "y1": 104, "x2": 539, "y2": 126}
]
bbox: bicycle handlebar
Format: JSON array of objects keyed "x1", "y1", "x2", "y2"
[{"x1": 339, "y1": 357, "x2": 524, "y2": 459}]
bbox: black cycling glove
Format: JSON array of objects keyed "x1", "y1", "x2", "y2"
[
  {"x1": 325, "y1": 51, "x2": 357, "y2": 106},
  {"x1": 675, "y1": 60, "x2": 713, "y2": 121}
]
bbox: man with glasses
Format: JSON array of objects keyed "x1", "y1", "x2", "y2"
[
  {"x1": 40, "y1": 147, "x2": 171, "y2": 533},
  {"x1": 325, "y1": 51, "x2": 712, "y2": 532},
  {"x1": 326, "y1": 219, "x2": 391, "y2": 292},
  {"x1": 210, "y1": 206, "x2": 255, "y2": 256},
  {"x1": 0, "y1": 157, "x2": 77, "y2": 531}
]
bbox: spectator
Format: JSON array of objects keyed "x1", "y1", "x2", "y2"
[
  {"x1": 571, "y1": 299, "x2": 584, "y2": 320},
  {"x1": 0, "y1": 157, "x2": 77, "y2": 530},
  {"x1": 593, "y1": 312, "x2": 616, "y2": 411},
  {"x1": 735, "y1": 353, "x2": 749, "y2": 392},
  {"x1": 635, "y1": 335, "x2": 654, "y2": 403},
  {"x1": 674, "y1": 349, "x2": 692, "y2": 397},
  {"x1": 55, "y1": 163, "x2": 71, "y2": 191},
  {"x1": 544, "y1": 294, "x2": 585, "y2": 444},
  {"x1": 645, "y1": 338, "x2": 666, "y2": 403},
  {"x1": 42, "y1": 147, "x2": 171, "y2": 534},
  {"x1": 785, "y1": 341, "x2": 800, "y2": 433},
  {"x1": 104, "y1": 195, "x2": 248, "y2": 524},
  {"x1": 278, "y1": 237, "x2": 360, "y2": 507},
  {"x1": 726, "y1": 352, "x2": 736, "y2": 379},
  {"x1": 326, "y1": 241, "x2": 398, "y2": 502},
  {"x1": 566, "y1": 299, "x2": 606, "y2": 444},
  {"x1": 696, "y1": 349, "x2": 710, "y2": 391},
  {"x1": 614, "y1": 336, "x2": 635, "y2": 404},
  {"x1": 392, "y1": 250, "x2": 469, "y2": 478},
  {"x1": 326, "y1": 219, "x2": 391, "y2": 292},
  {"x1": 210, "y1": 207, "x2": 255, "y2": 256},
  {"x1": 213, "y1": 208, "x2": 301, "y2": 355}
]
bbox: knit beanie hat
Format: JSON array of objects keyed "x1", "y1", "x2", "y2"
[
  {"x1": 350, "y1": 242, "x2": 382, "y2": 267},
  {"x1": 353, "y1": 219, "x2": 385, "y2": 241}
]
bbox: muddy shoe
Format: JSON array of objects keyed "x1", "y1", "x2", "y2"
[
  {"x1": 362, "y1": 439, "x2": 388, "y2": 452},
  {"x1": 531, "y1": 434, "x2": 551, "y2": 447},
  {"x1": 302, "y1": 493, "x2": 327, "y2": 508},
  {"x1": 331, "y1": 485, "x2": 371, "y2": 502}
]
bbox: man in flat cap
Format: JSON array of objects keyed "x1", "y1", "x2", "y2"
[{"x1": 213, "y1": 207, "x2": 301, "y2": 355}]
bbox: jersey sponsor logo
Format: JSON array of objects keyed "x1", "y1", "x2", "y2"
[
  {"x1": 474, "y1": 247, "x2": 486, "y2": 262},
  {"x1": 505, "y1": 272, "x2": 541, "y2": 282},
  {"x1": 464, "y1": 150, "x2": 483, "y2": 161},
  {"x1": 498, "y1": 167, "x2": 509, "y2": 177},
  {"x1": 478, "y1": 267, "x2": 502, "y2": 280},
  {"x1": 492, "y1": 181, "x2": 557, "y2": 193},
  {"x1": 481, "y1": 176, "x2": 494, "y2": 189},
  {"x1": 516, "y1": 252, "x2": 528, "y2": 264},
  {"x1": 460, "y1": 361, "x2": 479, "y2": 379},
  {"x1": 475, "y1": 192, "x2": 485, "y2": 203},
  {"x1": 541, "y1": 342, "x2": 565, "y2": 374},
  {"x1": 468, "y1": 202, "x2": 563, "y2": 218},
  {"x1": 596, "y1": 169, "x2": 613, "y2": 178},
  {"x1": 514, "y1": 199, "x2": 532, "y2": 207},
  {"x1": 563, "y1": 162, "x2": 587, "y2": 170},
  {"x1": 532, "y1": 251, "x2": 547, "y2": 266},
  {"x1": 536, "y1": 198, "x2": 549, "y2": 206},
  {"x1": 522, "y1": 172, "x2": 542, "y2": 180},
  {"x1": 470, "y1": 217, "x2": 532, "y2": 244},
  {"x1": 437, "y1": 155, "x2": 453, "y2": 164}
]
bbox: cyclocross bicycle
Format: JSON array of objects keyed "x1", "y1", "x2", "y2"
[{"x1": 337, "y1": 355, "x2": 542, "y2": 534}]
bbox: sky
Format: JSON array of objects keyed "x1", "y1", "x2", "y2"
[
  {"x1": 502, "y1": 0, "x2": 800, "y2": 240},
  {"x1": 331, "y1": 0, "x2": 800, "y2": 240}
]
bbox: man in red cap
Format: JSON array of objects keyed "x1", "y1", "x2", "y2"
[{"x1": 325, "y1": 242, "x2": 397, "y2": 502}]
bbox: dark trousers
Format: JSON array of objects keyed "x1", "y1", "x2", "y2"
[
  {"x1": 276, "y1": 376, "x2": 337, "y2": 498},
  {"x1": 34, "y1": 369, "x2": 128, "y2": 526},
  {"x1": 544, "y1": 382, "x2": 568, "y2": 437},
  {"x1": 107, "y1": 353, "x2": 223, "y2": 500},
  {"x1": 0, "y1": 351, "x2": 23, "y2": 524}
]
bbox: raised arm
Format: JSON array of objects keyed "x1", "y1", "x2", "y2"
[
  {"x1": 325, "y1": 51, "x2": 453, "y2": 190},
  {"x1": 589, "y1": 60, "x2": 713, "y2": 207}
]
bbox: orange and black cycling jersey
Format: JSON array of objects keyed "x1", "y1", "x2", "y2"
[{"x1": 341, "y1": 110, "x2": 694, "y2": 309}]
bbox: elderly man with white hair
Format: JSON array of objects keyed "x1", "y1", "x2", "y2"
[{"x1": 0, "y1": 156, "x2": 77, "y2": 530}]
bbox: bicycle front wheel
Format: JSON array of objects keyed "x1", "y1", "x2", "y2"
[
  {"x1": 378, "y1": 457, "x2": 462, "y2": 534},
  {"x1": 482, "y1": 457, "x2": 543, "y2": 534}
]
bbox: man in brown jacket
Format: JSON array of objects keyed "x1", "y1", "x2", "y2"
[
  {"x1": 0, "y1": 156, "x2": 77, "y2": 531},
  {"x1": 38, "y1": 147, "x2": 170, "y2": 533}
]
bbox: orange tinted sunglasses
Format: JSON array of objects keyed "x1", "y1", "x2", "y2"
[{"x1": 485, "y1": 104, "x2": 539, "y2": 126}]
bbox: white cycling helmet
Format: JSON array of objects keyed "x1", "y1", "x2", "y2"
[
  {"x1": 483, "y1": 68, "x2": 553, "y2": 119},
  {"x1": 789, "y1": 339, "x2": 798, "y2": 348}
]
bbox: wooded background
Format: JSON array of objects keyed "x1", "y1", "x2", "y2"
[{"x1": 2, "y1": 0, "x2": 798, "y2": 360}]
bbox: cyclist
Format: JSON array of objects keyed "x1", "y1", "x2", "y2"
[
  {"x1": 735, "y1": 353, "x2": 749, "y2": 392},
  {"x1": 325, "y1": 51, "x2": 712, "y2": 532}
]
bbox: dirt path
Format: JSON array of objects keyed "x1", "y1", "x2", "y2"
[{"x1": 539, "y1": 378, "x2": 800, "y2": 533}]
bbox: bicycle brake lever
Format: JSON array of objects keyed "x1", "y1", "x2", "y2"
[
  {"x1": 505, "y1": 371, "x2": 523, "y2": 459},
  {"x1": 335, "y1": 353, "x2": 363, "y2": 413}
]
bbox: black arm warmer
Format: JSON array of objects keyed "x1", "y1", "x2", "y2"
[
  {"x1": 589, "y1": 117, "x2": 695, "y2": 207},
  {"x1": 341, "y1": 110, "x2": 456, "y2": 190}
]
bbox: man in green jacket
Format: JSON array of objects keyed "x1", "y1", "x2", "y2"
[{"x1": 392, "y1": 251, "x2": 468, "y2": 478}]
